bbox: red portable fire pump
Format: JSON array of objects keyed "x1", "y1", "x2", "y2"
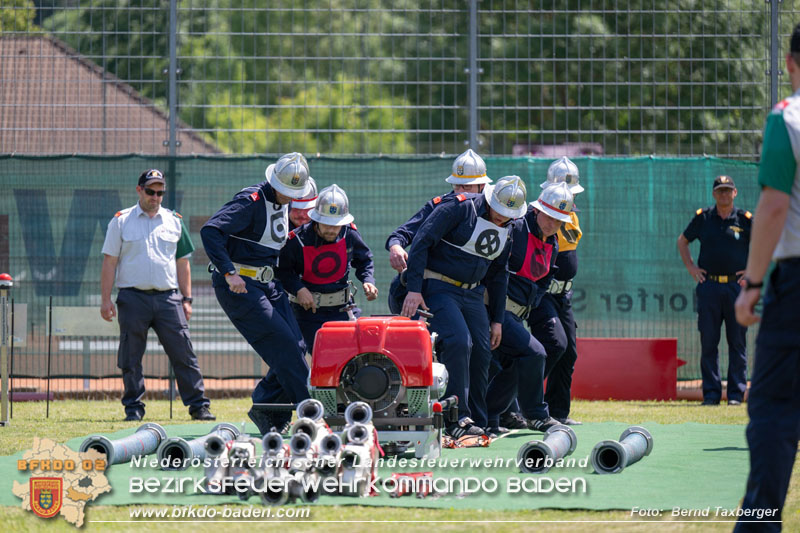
[{"x1": 308, "y1": 316, "x2": 454, "y2": 459}]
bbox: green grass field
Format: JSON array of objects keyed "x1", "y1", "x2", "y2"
[{"x1": 2, "y1": 398, "x2": 798, "y2": 532}]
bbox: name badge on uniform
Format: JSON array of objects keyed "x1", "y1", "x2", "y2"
[
  {"x1": 455, "y1": 217, "x2": 510, "y2": 260},
  {"x1": 258, "y1": 202, "x2": 289, "y2": 250}
]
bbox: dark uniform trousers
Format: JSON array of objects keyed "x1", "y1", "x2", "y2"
[
  {"x1": 425, "y1": 279, "x2": 492, "y2": 427},
  {"x1": 735, "y1": 259, "x2": 800, "y2": 532},
  {"x1": 388, "y1": 273, "x2": 406, "y2": 315},
  {"x1": 486, "y1": 310, "x2": 548, "y2": 427},
  {"x1": 527, "y1": 291, "x2": 575, "y2": 420},
  {"x1": 696, "y1": 280, "x2": 748, "y2": 403},
  {"x1": 293, "y1": 304, "x2": 361, "y2": 356},
  {"x1": 116, "y1": 288, "x2": 209, "y2": 418},
  {"x1": 212, "y1": 272, "x2": 310, "y2": 427}
]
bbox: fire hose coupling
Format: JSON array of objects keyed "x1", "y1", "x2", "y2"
[
  {"x1": 590, "y1": 426, "x2": 653, "y2": 474},
  {"x1": 290, "y1": 418, "x2": 321, "y2": 441},
  {"x1": 289, "y1": 432, "x2": 313, "y2": 456},
  {"x1": 259, "y1": 469, "x2": 292, "y2": 506},
  {"x1": 157, "y1": 422, "x2": 240, "y2": 471},
  {"x1": 344, "y1": 401, "x2": 373, "y2": 426},
  {"x1": 296, "y1": 398, "x2": 325, "y2": 422},
  {"x1": 262, "y1": 431, "x2": 286, "y2": 458},
  {"x1": 79, "y1": 422, "x2": 167, "y2": 465},
  {"x1": 517, "y1": 424, "x2": 577, "y2": 474},
  {"x1": 259, "y1": 469, "x2": 321, "y2": 506},
  {"x1": 205, "y1": 430, "x2": 263, "y2": 495},
  {"x1": 319, "y1": 433, "x2": 342, "y2": 456}
]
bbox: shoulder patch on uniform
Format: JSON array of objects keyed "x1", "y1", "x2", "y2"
[
  {"x1": 745, "y1": 211, "x2": 752, "y2": 219},
  {"x1": 695, "y1": 208, "x2": 703, "y2": 215},
  {"x1": 249, "y1": 191, "x2": 260, "y2": 202},
  {"x1": 456, "y1": 194, "x2": 466, "y2": 202},
  {"x1": 288, "y1": 230, "x2": 296, "y2": 240},
  {"x1": 775, "y1": 99, "x2": 790, "y2": 112},
  {"x1": 173, "y1": 211, "x2": 182, "y2": 219},
  {"x1": 432, "y1": 196, "x2": 442, "y2": 205},
  {"x1": 350, "y1": 223, "x2": 358, "y2": 230},
  {"x1": 114, "y1": 211, "x2": 122, "y2": 217}
]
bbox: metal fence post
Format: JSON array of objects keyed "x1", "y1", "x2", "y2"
[
  {"x1": 467, "y1": 0, "x2": 479, "y2": 150},
  {"x1": 770, "y1": 0, "x2": 780, "y2": 108},
  {"x1": 167, "y1": 0, "x2": 179, "y2": 209},
  {"x1": 0, "y1": 274, "x2": 12, "y2": 426}
]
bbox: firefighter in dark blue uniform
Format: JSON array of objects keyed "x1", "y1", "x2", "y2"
[
  {"x1": 201, "y1": 152, "x2": 314, "y2": 435},
  {"x1": 401, "y1": 177, "x2": 526, "y2": 438},
  {"x1": 277, "y1": 184, "x2": 377, "y2": 353},
  {"x1": 524, "y1": 157, "x2": 585, "y2": 426},
  {"x1": 485, "y1": 183, "x2": 573, "y2": 437},
  {"x1": 678, "y1": 175, "x2": 751, "y2": 406},
  {"x1": 386, "y1": 149, "x2": 492, "y2": 314}
]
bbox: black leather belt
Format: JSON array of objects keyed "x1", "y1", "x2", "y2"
[{"x1": 124, "y1": 287, "x2": 176, "y2": 295}]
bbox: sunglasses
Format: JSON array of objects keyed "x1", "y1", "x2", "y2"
[{"x1": 144, "y1": 188, "x2": 165, "y2": 197}]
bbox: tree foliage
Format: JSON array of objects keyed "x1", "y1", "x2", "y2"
[
  {"x1": 0, "y1": 0, "x2": 39, "y2": 33},
  {"x1": 38, "y1": 0, "x2": 770, "y2": 156}
]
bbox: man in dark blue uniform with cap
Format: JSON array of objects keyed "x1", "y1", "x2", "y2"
[
  {"x1": 485, "y1": 182, "x2": 572, "y2": 437},
  {"x1": 278, "y1": 184, "x2": 378, "y2": 353},
  {"x1": 400, "y1": 177, "x2": 526, "y2": 438},
  {"x1": 678, "y1": 175, "x2": 751, "y2": 406},
  {"x1": 734, "y1": 24, "x2": 800, "y2": 530},
  {"x1": 386, "y1": 149, "x2": 492, "y2": 314},
  {"x1": 201, "y1": 152, "x2": 314, "y2": 434}
]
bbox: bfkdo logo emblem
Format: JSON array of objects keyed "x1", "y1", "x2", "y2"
[{"x1": 30, "y1": 477, "x2": 62, "y2": 518}]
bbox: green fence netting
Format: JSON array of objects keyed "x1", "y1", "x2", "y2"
[{"x1": 0, "y1": 155, "x2": 761, "y2": 387}]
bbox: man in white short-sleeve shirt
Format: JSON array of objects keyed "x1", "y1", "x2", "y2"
[{"x1": 101, "y1": 169, "x2": 213, "y2": 422}]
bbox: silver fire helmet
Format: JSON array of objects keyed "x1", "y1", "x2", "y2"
[
  {"x1": 445, "y1": 149, "x2": 492, "y2": 185},
  {"x1": 291, "y1": 176, "x2": 318, "y2": 210},
  {"x1": 532, "y1": 182, "x2": 574, "y2": 223},
  {"x1": 310, "y1": 183, "x2": 354, "y2": 226},
  {"x1": 265, "y1": 152, "x2": 314, "y2": 199},
  {"x1": 540, "y1": 156, "x2": 584, "y2": 194},
  {"x1": 484, "y1": 175, "x2": 527, "y2": 219}
]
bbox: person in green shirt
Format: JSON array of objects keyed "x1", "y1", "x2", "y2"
[{"x1": 733, "y1": 22, "x2": 800, "y2": 532}]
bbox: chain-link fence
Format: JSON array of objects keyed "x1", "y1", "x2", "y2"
[{"x1": 3, "y1": 1, "x2": 800, "y2": 157}]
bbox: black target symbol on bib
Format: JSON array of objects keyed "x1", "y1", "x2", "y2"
[
  {"x1": 311, "y1": 251, "x2": 342, "y2": 279},
  {"x1": 475, "y1": 229, "x2": 501, "y2": 257}
]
